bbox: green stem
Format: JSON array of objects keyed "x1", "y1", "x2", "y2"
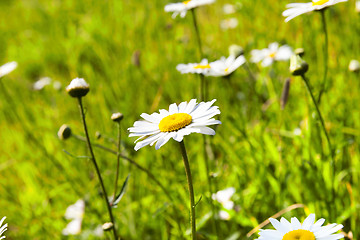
[
  {"x1": 179, "y1": 140, "x2": 196, "y2": 240},
  {"x1": 191, "y1": 8, "x2": 203, "y2": 59},
  {"x1": 77, "y1": 97, "x2": 118, "y2": 240},
  {"x1": 112, "y1": 121, "x2": 122, "y2": 205},
  {"x1": 317, "y1": 10, "x2": 328, "y2": 104},
  {"x1": 301, "y1": 74, "x2": 336, "y2": 217}
]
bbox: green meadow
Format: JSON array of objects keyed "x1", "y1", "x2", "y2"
[{"x1": 0, "y1": 0, "x2": 359, "y2": 239}]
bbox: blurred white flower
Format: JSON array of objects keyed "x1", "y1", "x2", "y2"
[
  {"x1": 356, "y1": 0, "x2": 360, "y2": 12},
  {"x1": 293, "y1": 128, "x2": 302, "y2": 136},
  {"x1": 165, "y1": 0, "x2": 215, "y2": 18},
  {"x1": 256, "y1": 214, "x2": 344, "y2": 240},
  {"x1": 33, "y1": 77, "x2": 52, "y2": 90},
  {"x1": 176, "y1": 59, "x2": 211, "y2": 75},
  {"x1": 348, "y1": 59, "x2": 360, "y2": 72},
  {"x1": 220, "y1": 18, "x2": 238, "y2": 30},
  {"x1": 62, "y1": 199, "x2": 85, "y2": 236},
  {"x1": 219, "y1": 210, "x2": 231, "y2": 220},
  {"x1": 282, "y1": 0, "x2": 348, "y2": 22},
  {"x1": 0, "y1": 61, "x2": 17, "y2": 78},
  {"x1": 208, "y1": 55, "x2": 246, "y2": 77},
  {"x1": 223, "y1": 4, "x2": 236, "y2": 14},
  {"x1": 212, "y1": 187, "x2": 235, "y2": 206},
  {"x1": 0, "y1": 216, "x2": 8, "y2": 239},
  {"x1": 128, "y1": 99, "x2": 221, "y2": 150},
  {"x1": 251, "y1": 42, "x2": 293, "y2": 67}
]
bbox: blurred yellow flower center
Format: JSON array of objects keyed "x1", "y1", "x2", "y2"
[
  {"x1": 159, "y1": 113, "x2": 192, "y2": 132},
  {"x1": 225, "y1": 67, "x2": 229, "y2": 72},
  {"x1": 312, "y1": 0, "x2": 329, "y2": 6},
  {"x1": 183, "y1": 0, "x2": 191, "y2": 4},
  {"x1": 269, "y1": 52, "x2": 276, "y2": 58},
  {"x1": 282, "y1": 230, "x2": 316, "y2": 240},
  {"x1": 194, "y1": 64, "x2": 211, "y2": 69}
]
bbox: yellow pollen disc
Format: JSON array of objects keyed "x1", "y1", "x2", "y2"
[
  {"x1": 183, "y1": 0, "x2": 191, "y2": 4},
  {"x1": 269, "y1": 52, "x2": 276, "y2": 58},
  {"x1": 193, "y1": 64, "x2": 211, "y2": 69},
  {"x1": 159, "y1": 113, "x2": 192, "y2": 132},
  {"x1": 282, "y1": 230, "x2": 316, "y2": 240},
  {"x1": 312, "y1": 0, "x2": 329, "y2": 6},
  {"x1": 224, "y1": 67, "x2": 229, "y2": 72}
]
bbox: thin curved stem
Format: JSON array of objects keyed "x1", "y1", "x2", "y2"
[
  {"x1": 179, "y1": 140, "x2": 196, "y2": 240},
  {"x1": 112, "y1": 122, "x2": 122, "y2": 205},
  {"x1": 191, "y1": 9, "x2": 203, "y2": 59},
  {"x1": 317, "y1": 10, "x2": 328, "y2": 104},
  {"x1": 77, "y1": 97, "x2": 118, "y2": 240}
]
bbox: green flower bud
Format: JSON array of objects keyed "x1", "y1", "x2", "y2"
[{"x1": 290, "y1": 54, "x2": 308, "y2": 76}]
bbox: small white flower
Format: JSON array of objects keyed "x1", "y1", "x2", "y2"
[
  {"x1": 66, "y1": 78, "x2": 90, "y2": 98},
  {"x1": 212, "y1": 187, "x2": 235, "y2": 207},
  {"x1": 220, "y1": 18, "x2": 239, "y2": 30},
  {"x1": 219, "y1": 210, "x2": 231, "y2": 220},
  {"x1": 0, "y1": 216, "x2": 8, "y2": 239},
  {"x1": 0, "y1": 61, "x2": 17, "y2": 78},
  {"x1": 257, "y1": 214, "x2": 344, "y2": 240},
  {"x1": 348, "y1": 59, "x2": 360, "y2": 72},
  {"x1": 282, "y1": 0, "x2": 348, "y2": 22},
  {"x1": 62, "y1": 199, "x2": 85, "y2": 236},
  {"x1": 176, "y1": 59, "x2": 211, "y2": 75},
  {"x1": 128, "y1": 99, "x2": 221, "y2": 151},
  {"x1": 33, "y1": 77, "x2": 52, "y2": 90},
  {"x1": 356, "y1": 0, "x2": 360, "y2": 12},
  {"x1": 223, "y1": 4, "x2": 236, "y2": 14},
  {"x1": 165, "y1": 0, "x2": 215, "y2": 18},
  {"x1": 251, "y1": 42, "x2": 293, "y2": 67},
  {"x1": 208, "y1": 55, "x2": 246, "y2": 76}
]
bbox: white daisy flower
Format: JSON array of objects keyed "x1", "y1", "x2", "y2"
[
  {"x1": 128, "y1": 99, "x2": 221, "y2": 151},
  {"x1": 0, "y1": 216, "x2": 7, "y2": 239},
  {"x1": 165, "y1": 0, "x2": 215, "y2": 18},
  {"x1": 257, "y1": 214, "x2": 344, "y2": 240},
  {"x1": 282, "y1": 0, "x2": 348, "y2": 22},
  {"x1": 208, "y1": 55, "x2": 246, "y2": 76},
  {"x1": 0, "y1": 61, "x2": 17, "y2": 78},
  {"x1": 62, "y1": 199, "x2": 85, "y2": 236},
  {"x1": 33, "y1": 77, "x2": 52, "y2": 90},
  {"x1": 176, "y1": 58, "x2": 212, "y2": 75},
  {"x1": 223, "y1": 4, "x2": 236, "y2": 14},
  {"x1": 250, "y1": 42, "x2": 293, "y2": 67}
]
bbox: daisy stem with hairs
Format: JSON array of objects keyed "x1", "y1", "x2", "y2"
[
  {"x1": 112, "y1": 120, "x2": 122, "y2": 205},
  {"x1": 179, "y1": 140, "x2": 197, "y2": 240},
  {"x1": 77, "y1": 97, "x2": 118, "y2": 240},
  {"x1": 317, "y1": 10, "x2": 329, "y2": 104}
]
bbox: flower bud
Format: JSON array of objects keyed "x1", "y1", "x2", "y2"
[
  {"x1": 228, "y1": 44, "x2": 244, "y2": 57},
  {"x1": 348, "y1": 59, "x2": 360, "y2": 72},
  {"x1": 58, "y1": 124, "x2": 72, "y2": 140},
  {"x1": 294, "y1": 48, "x2": 305, "y2": 57},
  {"x1": 289, "y1": 54, "x2": 308, "y2": 76},
  {"x1": 102, "y1": 222, "x2": 114, "y2": 231},
  {"x1": 111, "y1": 112, "x2": 124, "y2": 122},
  {"x1": 66, "y1": 78, "x2": 90, "y2": 98}
]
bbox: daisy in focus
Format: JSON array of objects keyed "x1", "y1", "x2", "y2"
[
  {"x1": 0, "y1": 61, "x2": 17, "y2": 78},
  {"x1": 283, "y1": 0, "x2": 348, "y2": 22},
  {"x1": 176, "y1": 58, "x2": 211, "y2": 75},
  {"x1": 257, "y1": 213, "x2": 344, "y2": 240},
  {"x1": 164, "y1": 0, "x2": 215, "y2": 18},
  {"x1": 250, "y1": 42, "x2": 293, "y2": 67},
  {"x1": 128, "y1": 99, "x2": 221, "y2": 151},
  {"x1": 0, "y1": 216, "x2": 7, "y2": 239}
]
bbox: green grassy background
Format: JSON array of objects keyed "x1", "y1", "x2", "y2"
[{"x1": 0, "y1": 0, "x2": 359, "y2": 239}]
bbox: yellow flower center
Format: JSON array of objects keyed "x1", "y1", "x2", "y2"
[
  {"x1": 269, "y1": 52, "x2": 276, "y2": 58},
  {"x1": 183, "y1": 0, "x2": 191, "y2": 4},
  {"x1": 282, "y1": 230, "x2": 316, "y2": 240},
  {"x1": 312, "y1": 0, "x2": 329, "y2": 6},
  {"x1": 225, "y1": 67, "x2": 229, "y2": 72},
  {"x1": 159, "y1": 113, "x2": 192, "y2": 132},
  {"x1": 193, "y1": 64, "x2": 211, "y2": 69}
]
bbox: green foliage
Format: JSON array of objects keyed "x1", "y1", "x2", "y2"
[{"x1": 0, "y1": 0, "x2": 359, "y2": 239}]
